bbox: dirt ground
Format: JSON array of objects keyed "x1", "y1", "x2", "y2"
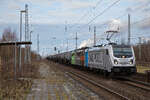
[{"x1": 26, "y1": 61, "x2": 101, "y2": 100}]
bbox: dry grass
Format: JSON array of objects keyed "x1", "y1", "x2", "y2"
[
  {"x1": 22, "y1": 61, "x2": 40, "y2": 78},
  {"x1": 136, "y1": 65, "x2": 150, "y2": 74},
  {"x1": 0, "y1": 60, "x2": 40, "y2": 100},
  {"x1": 0, "y1": 27, "x2": 41, "y2": 100},
  {"x1": 0, "y1": 79, "x2": 32, "y2": 100}
]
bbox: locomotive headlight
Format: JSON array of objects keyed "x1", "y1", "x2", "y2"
[
  {"x1": 114, "y1": 59, "x2": 118, "y2": 64},
  {"x1": 129, "y1": 59, "x2": 133, "y2": 64},
  {"x1": 129, "y1": 62, "x2": 132, "y2": 64}
]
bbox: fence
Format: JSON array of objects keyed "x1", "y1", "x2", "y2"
[{"x1": 0, "y1": 41, "x2": 32, "y2": 79}]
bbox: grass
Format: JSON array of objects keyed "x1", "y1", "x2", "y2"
[
  {"x1": 0, "y1": 79, "x2": 32, "y2": 100},
  {"x1": 0, "y1": 60, "x2": 40, "y2": 100},
  {"x1": 136, "y1": 65, "x2": 150, "y2": 74}
]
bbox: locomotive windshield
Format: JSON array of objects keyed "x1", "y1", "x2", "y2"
[{"x1": 113, "y1": 46, "x2": 133, "y2": 58}]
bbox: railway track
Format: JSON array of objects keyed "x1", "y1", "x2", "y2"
[
  {"x1": 120, "y1": 77, "x2": 150, "y2": 92},
  {"x1": 47, "y1": 61, "x2": 150, "y2": 99},
  {"x1": 66, "y1": 71, "x2": 130, "y2": 100}
]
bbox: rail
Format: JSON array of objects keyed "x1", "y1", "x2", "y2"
[
  {"x1": 67, "y1": 71, "x2": 130, "y2": 100},
  {"x1": 121, "y1": 77, "x2": 150, "y2": 92}
]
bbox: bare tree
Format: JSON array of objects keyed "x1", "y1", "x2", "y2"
[
  {"x1": 1, "y1": 27, "x2": 18, "y2": 42},
  {"x1": 134, "y1": 41, "x2": 150, "y2": 66},
  {"x1": 0, "y1": 27, "x2": 18, "y2": 78}
]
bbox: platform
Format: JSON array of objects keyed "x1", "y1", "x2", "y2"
[{"x1": 26, "y1": 62, "x2": 100, "y2": 100}]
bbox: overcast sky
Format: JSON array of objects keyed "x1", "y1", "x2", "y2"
[{"x1": 0, "y1": 0, "x2": 150, "y2": 56}]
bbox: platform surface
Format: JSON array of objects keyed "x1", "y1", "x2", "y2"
[{"x1": 26, "y1": 62, "x2": 100, "y2": 100}]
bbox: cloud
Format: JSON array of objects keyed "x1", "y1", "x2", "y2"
[
  {"x1": 125, "y1": 0, "x2": 150, "y2": 15},
  {"x1": 126, "y1": 7, "x2": 133, "y2": 13},
  {"x1": 0, "y1": 0, "x2": 96, "y2": 24},
  {"x1": 79, "y1": 39, "x2": 93, "y2": 48},
  {"x1": 132, "y1": 0, "x2": 150, "y2": 3},
  {"x1": 7, "y1": 1, "x2": 21, "y2": 10},
  {"x1": 137, "y1": 18, "x2": 150, "y2": 29},
  {"x1": 53, "y1": 0, "x2": 95, "y2": 9},
  {"x1": 48, "y1": 10, "x2": 77, "y2": 18},
  {"x1": 0, "y1": 12, "x2": 20, "y2": 24},
  {"x1": 144, "y1": 7, "x2": 150, "y2": 12}
]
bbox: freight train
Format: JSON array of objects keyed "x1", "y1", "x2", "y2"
[{"x1": 47, "y1": 43, "x2": 137, "y2": 76}]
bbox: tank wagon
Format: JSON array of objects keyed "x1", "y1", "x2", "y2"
[
  {"x1": 47, "y1": 44, "x2": 136, "y2": 75},
  {"x1": 48, "y1": 51, "x2": 72, "y2": 64}
]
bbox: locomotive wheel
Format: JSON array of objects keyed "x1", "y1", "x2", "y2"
[
  {"x1": 109, "y1": 72, "x2": 114, "y2": 78},
  {"x1": 104, "y1": 70, "x2": 109, "y2": 77}
]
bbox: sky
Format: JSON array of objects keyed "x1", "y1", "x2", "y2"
[{"x1": 0, "y1": 0, "x2": 150, "y2": 56}]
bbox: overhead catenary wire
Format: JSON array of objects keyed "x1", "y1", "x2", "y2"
[
  {"x1": 87, "y1": 0, "x2": 121, "y2": 25},
  {"x1": 130, "y1": 16, "x2": 150, "y2": 40},
  {"x1": 80, "y1": 0, "x2": 145, "y2": 32},
  {"x1": 69, "y1": 0, "x2": 103, "y2": 29},
  {"x1": 96, "y1": 16, "x2": 150, "y2": 41},
  {"x1": 71, "y1": 0, "x2": 147, "y2": 35},
  {"x1": 118, "y1": 16, "x2": 150, "y2": 30},
  {"x1": 113, "y1": 16, "x2": 150, "y2": 44},
  {"x1": 74, "y1": 0, "x2": 121, "y2": 34},
  {"x1": 131, "y1": 16, "x2": 150, "y2": 26},
  {"x1": 79, "y1": 1, "x2": 150, "y2": 47},
  {"x1": 86, "y1": 0, "x2": 147, "y2": 33},
  {"x1": 74, "y1": 0, "x2": 121, "y2": 47},
  {"x1": 72, "y1": 1, "x2": 150, "y2": 48},
  {"x1": 68, "y1": 0, "x2": 122, "y2": 39}
]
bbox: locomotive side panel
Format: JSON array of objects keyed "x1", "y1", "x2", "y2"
[
  {"x1": 75, "y1": 52, "x2": 81, "y2": 66},
  {"x1": 80, "y1": 52, "x2": 84, "y2": 66},
  {"x1": 103, "y1": 49, "x2": 113, "y2": 72},
  {"x1": 88, "y1": 50, "x2": 105, "y2": 69},
  {"x1": 84, "y1": 51, "x2": 88, "y2": 67},
  {"x1": 74, "y1": 50, "x2": 85, "y2": 66},
  {"x1": 71, "y1": 53, "x2": 75, "y2": 65}
]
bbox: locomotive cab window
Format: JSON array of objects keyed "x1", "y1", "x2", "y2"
[{"x1": 113, "y1": 46, "x2": 133, "y2": 58}]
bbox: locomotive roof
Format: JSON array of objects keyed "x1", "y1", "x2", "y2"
[
  {"x1": 87, "y1": 44, "x2": 132, "y2": 51},
  {"x1": 88, "y1": 45, "x2": 111, "y2": 51},
  {"x1": 112, "y1": 45, "x2": 131, "y2": 48},
  {"x1": 50, "y1": 44, "x2": 132, "y2": 57}
]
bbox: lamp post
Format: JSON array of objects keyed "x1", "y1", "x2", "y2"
[
  {"x1": 19, "y1": 10, "x2": 26, "y2": 76},
  {"x1": 28, "y1": 31, "x2": 33, "y2": 63},
  {"x1": 30, "y1": 31, "x2": 33, "y2": 41}
]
